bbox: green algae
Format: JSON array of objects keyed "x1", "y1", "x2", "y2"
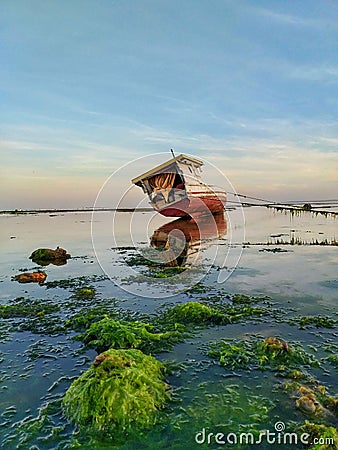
[
  {"x1": 77, "y1": 318, "x2": 182, "y2": 354},
  {"x1": 160, "y1": 301, "x2": 225, "y2": 325},
  {"x1": 297, "y1": 421, "x2": 338, "y2": 450},
  {"x1": 63, "y1": 348, "x2": 170, "y2": 433},
  {"x1": 208, "y1": 337, "x2": 320, "y2": 372},
  {"x1": 0, "y1": 297, "x2": 59, "y2": 319},
  {"x1": 281, "y1": 377, "x2": 338, "y2": 421},
  {"x1": 72, "y1": 286, "x2": 96, "y2": 300},
  {"x1": 2, "y1": 399, "x2": 71, "y2": 449},
  {"x1": 44, "y1": 274, "x2": 107, "y2": 290},
  {"x1": 125, "y1": 254, "x2": 154, "y2": 266},
  {"x1": 0, "y1": 297, "x2": 65, "y2": 335},
  {"x1": 157, "y1": 297, "x2": 273, "y2": 329},
  {"x1": 289, "y1": 315, "x2": 337, "y2": 329},
  {"x1": 150, "y1": 266, "x2": 186, "y2": 278},
  {"x1": 325, "y1": 355, "x2": 338, "y2": 370},
  {"x1": 185, "y1": 282, "x2": 209, "y2": 294},
  {"x1": 65, "y1": 306, "x2": 120, "y2": 331},
  {"x1": 168, "y1": 382, "x2": 275, "y2": 448},
  {"x1": 125, "y1": 251, "x2": 186, "y2": 278}
]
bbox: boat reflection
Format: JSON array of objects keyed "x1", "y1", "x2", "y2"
[{"x1": 150, "y1": 212, "x2": 227, "y2": 267}]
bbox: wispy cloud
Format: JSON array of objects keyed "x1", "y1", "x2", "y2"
[{"x1": 253, "y1": 6, "x2": 338, "y2": 30}]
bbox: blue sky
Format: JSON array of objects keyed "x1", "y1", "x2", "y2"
[{"x1": 1, "y1": 0, "x2": 337, "y2": 208}]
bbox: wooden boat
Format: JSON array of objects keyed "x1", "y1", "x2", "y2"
[{"x1": 131, "y1": 154, "x2": 226, "y2": 217}]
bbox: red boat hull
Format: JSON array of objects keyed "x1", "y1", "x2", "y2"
[{"x1": 155, "y1": 194, "x2": 226, "y2": 217}]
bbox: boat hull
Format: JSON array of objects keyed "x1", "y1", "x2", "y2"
[{"x1": 154, "y1": 193, "x2": 226, "y2": 217}]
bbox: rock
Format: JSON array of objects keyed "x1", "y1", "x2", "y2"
[
  {"x1": 296, "y1": 395, "x2": 317, "y2": 415},
  {"x1": 13, "y1": 271, "x2": 47, "y2": 285},
  {"x1": 264, "y1": 337, "x2": 289, "y2": 352},
  {"x1": 29, "y1": 247, "x2": 71, "y2": 265},
  {"x1": 63, "y1": 348, "x2": 170, "y2": 433}
]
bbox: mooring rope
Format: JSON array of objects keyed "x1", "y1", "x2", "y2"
[{"x1": 225, "y1": 192, "x2": 338, "y2": 215}]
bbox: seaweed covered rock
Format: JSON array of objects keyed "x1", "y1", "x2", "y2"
[
  {"x1": 13, "y1": 271, "x2": 47, "y2": 285},
  {"x1": 72, "y1": 286, "x2": 96, "y2": 300},
  {"x1": 29, "y1": 247, "x2": 71, "y2": 265},
  {"x1": 162, "y1": 301, "x2": 225, "y2": 325},
  {"x1": 283, "y1": 381, "x2": 338, "y2": 420},
  {"x1": 297, "y1": 421, "x2": 338, "y2": 450},
  {"x1": 78, "y1": 317, "x2": 182, "y2": 353},
  {"x1": 208, "y1": 336, "x2": 320, "y2": 371},
  {"x1": 63, "y1": 348, "x2": 170, "y2": 432}
]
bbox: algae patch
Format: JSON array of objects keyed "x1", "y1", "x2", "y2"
[
  {"x1": 288, "y1": 315, "x2": 337, "y2": 329},
  {"x1": 72, "y1": 286, "x2": 96, "y2": 300},
  {"x1": 63, "y1": 348, "x2": 170, "y2": 433},
  {"x1": 160, "y1": 301, "x2": 225, "y2": 325},
  {"x1": 297, "y1": 421, "x2": 338, "y2": 450},
  {"x1": 0, "y1": 297, "x2": 59, "y2": 319},
  {"x1": 77, "y1": 318, "x2": 182, "y2": 354},
  {"x1": 208, "y1": 336, "x2": 320, "y2": 372}
]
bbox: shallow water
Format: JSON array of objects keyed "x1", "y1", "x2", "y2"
[{"x1": 0, "y1": 208, "x2": 337, "y2": 449}]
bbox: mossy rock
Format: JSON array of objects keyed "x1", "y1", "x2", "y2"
[
  {"x1": 209, "y1": 337, "x2": 320, "y2": 372},
  {"x1": 297, "y1": 421, "x2": 338, "y2": 449},
  {"x1": 63, "y1": 348, "x2": 170, "y2": 433},
  {"x1": 72, "y1": 287, "x2": 96, "y2": 300},
  {"x1": 29, "y1": 247, "x2": 70, "y2": 263},
  {"x1": 162, "y1": 301, "x2": 225, "y2": 325},
  {"x1": 78, "y1": 317, "x2": 182, "y2": 354}
]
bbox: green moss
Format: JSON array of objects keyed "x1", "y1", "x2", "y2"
[
  {"x1": 65, "y1": 307, "x2": 116, "y2": 331},
  {"x1": 155, "y1": 297, "x2": 273, "y2": 331},
  {"x1": 1, "y1": 399, "x2": 69, "y2": 449},
  {"x1": 124, "y1": 251, "x2": 186, "y2": 278},
  {"x1": 78, "y1": 318, "x2": 182, "y2": 354},
  {"x1": 44, "y1": 274, "x2": 107, "y2": 290},
  {"x1": 231, "y1": 293, "x2": 258, "y2": 304},
  {"x1": 285, "y1": 369, "x2": 308, "y2": 380},
  {"x1": 161, "y1": 301, "x2": 226, "y2": 325},
  {"x1": 63, "y1": 348, "x2": 170, "y2": 433},
  {"x1": 72, "y1": 286, "x2": 96, "y2": 300},
  {"x1": 185, "y1": 282, "x2": 209, "y2": 295},
  {"x1": 289, "y1": 315, "x2": 337, "y2": 329},
  {"x1": 325, "y1": 355, "x2": 338, "y2": 370},
  {"x1": 209, "y1": 337, "x2": 320, "y2": 372},
  {"x1": 0, "y1": 297, "x2": 59, "y2": 319},
  {"x1": 151, "y1": 266, "x2": 186, "y2": 278},
  {"x1": 297, "y1": 421, "x2": 338, "y2": 450},
  {"x1": 30, "y1": 247, "x2": 70, "y2": 261},
  {"x1": 125, "y1": 254, "x2": 154, "y2": 266}
]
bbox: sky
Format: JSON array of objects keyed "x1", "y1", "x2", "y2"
[{"x1": 1, "y1": 0, "x2": 337, "y2": 209}]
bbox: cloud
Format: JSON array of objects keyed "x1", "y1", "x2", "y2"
[{"x1": 253, "y1": 5, "x2": 338, "y2": 30}]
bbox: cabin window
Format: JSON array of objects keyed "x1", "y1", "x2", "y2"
[{"x1": 147, "y1": 172, "x2": 185, "y2": 202}]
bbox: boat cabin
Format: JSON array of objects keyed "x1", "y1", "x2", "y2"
[{"x1": 131, "y1": 154, "x2": 204, "y2": 209}]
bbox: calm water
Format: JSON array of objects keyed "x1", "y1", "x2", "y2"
[{"x1": 0, "y1": 208, "x2": 337, "y2": 449}]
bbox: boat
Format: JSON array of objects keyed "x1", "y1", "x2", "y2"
[{"x1": 131, "y1": 153, "x2": 226, "y2": 217}]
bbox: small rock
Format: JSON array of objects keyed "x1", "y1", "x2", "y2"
[
  {"x1": 29, "y1": 247, "x2": 71, "y2": 265},
  {"x1": 296, "y1": 395, "x2": 317, "y2": 415},
  {"x1": 13, "y1": 271, "x2": 47, "y2": 285}
]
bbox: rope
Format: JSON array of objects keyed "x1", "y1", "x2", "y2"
[{"x1": 226, "y1": 192, "x2": 338, "y2": 215}]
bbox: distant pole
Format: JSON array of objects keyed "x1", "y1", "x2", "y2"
[{"x1": 170, "y1": 148, "x2": 175, "y2": 158}]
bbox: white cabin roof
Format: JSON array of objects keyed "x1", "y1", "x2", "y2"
[{"x1": 131, "y1": 154, "x2": 203, "y2": 185}]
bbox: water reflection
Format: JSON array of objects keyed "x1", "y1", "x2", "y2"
[{"x1": 150, "y1": 212, "x2": 227, "y2": 267}]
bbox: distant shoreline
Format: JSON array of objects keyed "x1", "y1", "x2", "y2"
[{"x1": 0, "y1": 208, "x2": 154, "y2": 215}]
